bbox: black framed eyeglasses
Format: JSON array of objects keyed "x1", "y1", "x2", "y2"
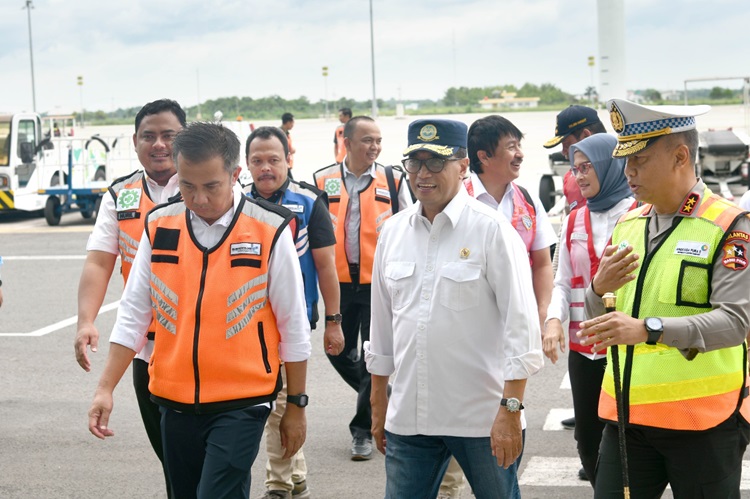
[
  {"x1": 401, "y1": 157, "x2": 458, "y2": 174},
  {"x1": 570, "y1": 161, "x2": 593, "y2": 176}
]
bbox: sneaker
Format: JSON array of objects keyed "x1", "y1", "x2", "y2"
[
  {"x1": 261, "y1": 491, "x2": 291, "y2": 499},
  {"x1": 578, "y1": 467, "x2": 588, "y2": 481},
  {"x1": 351, "y1": 435, "x2": 373, "y2": 461},
  {"x1": 292, "y1": 480, "x2": 311, "y2": 499},
  {"x1": 561, "y1": 416, "x2": 575, "y2": 429}
]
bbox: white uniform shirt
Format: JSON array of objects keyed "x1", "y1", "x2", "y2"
[
  {"x1": 546, "y1": 197, "x2": 635, "y2": 361},
  {"x1": 86, "y1": 172, "x2": 180, "y2": 362},
  {"x1": 110, "y1": 186, "x2": 311, "y2": 366},
  {"x1": 468, "y1": 173, "x2": 557, "y2": 252},
  {"x1": 739, "y1": 190, "x2": 750, "y2": 211},
  {"x1": 365, "y1": 187, "x2": 544, "y2": 437}
]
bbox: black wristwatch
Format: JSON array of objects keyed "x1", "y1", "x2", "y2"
[
  {"x1": 644, "y1": 317, "x2": 663, "y2": 345},
  {"x1": 500, "y1": 397, "x2": 524, "y2": 413},
  {"x1": 287, "y1": 393, "x2": 309, "y2": 408},
  {"x1": 325, "y1": 313, "x2": 343, "y2": 325}
]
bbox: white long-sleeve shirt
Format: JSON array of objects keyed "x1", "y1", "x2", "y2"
[
  {"x1": 365, "y1": 187, "x2": 543, "y2": 437},
  {"x1": 109, "y1": 186, "x2": 311, "y2": 363}
]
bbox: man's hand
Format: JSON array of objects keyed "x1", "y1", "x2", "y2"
[
  {"x1": 279, "y1": 405, "x2": 307, "y2": 459},
  {"x1": 490, "y1": 409, "x2": 523, "y2": 469},
  {"x1": 75, "y1": 323, "x2": 99, "y2": 372},
  {"x1": 578, "y1": 311, "x2": 649, "y2": 353},
  {"x1": 88, "y1": 389, "x2": 115, "y2": 439},
  {"x1": 543, "y1": 319, "x2": 566, "y2": 364},
  {"x1": 591, "y1": 245, "x2": 639, "y2": 296},
  {"x1": 323, "y1": 323, "x2": 345, "y2": 356},
  {"x1": 371, "y1": 375, "x2": 389, "y2": 455}
]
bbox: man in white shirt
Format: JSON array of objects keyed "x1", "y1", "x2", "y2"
[
  {"x1": 87, "y1": 122, "x2": 311, "y2": 499},
  {"x1": 365, "y1": 119, "x2": 543, "y2": 499},
  {"x1": 74, "y1": 99, "x2": 185, "y2": 497}
]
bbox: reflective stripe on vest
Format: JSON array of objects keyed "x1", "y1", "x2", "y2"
[
  {"x1": 314, "y1": 163, "x2": 397, "y2": 284},
  {"x1": 601, "y1": 189, "x2": 750, "y2": 430},
  {"x1": 145, "y1": 196, "x2": 289, "y2": 413}
]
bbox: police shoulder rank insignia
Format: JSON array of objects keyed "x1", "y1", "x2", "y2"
[
  {"x1": 417, "y1": 124, "x2": 439, "y2": 142},
  {"x1": 679, "y1": 192, "x2": 700, "y2": 216},
  {"x1": 610, "y1": 102, "x2": 624, "y2": 134},
  {"x1": 324, "y1": 178, "x2": 341, "y2": 196},
  {"x1": 116, "y1": 188, "x2": 142, "y2": 211}
]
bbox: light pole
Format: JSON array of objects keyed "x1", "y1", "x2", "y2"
[
  {"x1": 369, "y1": 0, "x2": 377, "y2": 118},
  {"x1": 23, "y1": 0, "x2": 37, "y2": 112},
  {"x1": 77, "y1": 75, "x2": 84, "y2": 127},
  {"x1": 322, "y1": 66, "x2": 329, "y2": 119}
]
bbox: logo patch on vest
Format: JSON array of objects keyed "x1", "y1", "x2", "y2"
[
  {"x1": 674, "y1": 241, "x2": 710, "y2": 259},
  {"x1": 230, "y1": 242, "x2": 262, "y2": 256},
  {"x1": 324, "y1": 178, "x2": 341, "y2": 196},
  {"x1": 678, "y1": 192, "x2": 700, "y2": 216},
  {"x1": 282, "y1": 203, "x2": 305, "y2": 213},
  {"x1": 116, "y1": 188, "x2": 142, "y2": 211},
  {"x1": 522, "y1": 215, "x2": 533, "y2": 230},
  {"x1": 722, "y1": 242, "x2": 748, "y2": 271},
  {"x1": 571, "y1": 232, "x2": 588, "y2": 241}
]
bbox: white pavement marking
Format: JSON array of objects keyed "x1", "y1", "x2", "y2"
[
  {"x1": 521, "y1": 456, "x2": 750, "y2": 490},
  {"x1": 2, "y1": 255, "x2": 87, "y2": 260},
  {"x1": 560, "y1": 370, "x2": 571, "y2": 389},
  {"x1": 543, "y1": 408, "x2": 576, "y2": 431},
  {"x1": 0, "y1": 300, "x2": 120, "y2": 337}
]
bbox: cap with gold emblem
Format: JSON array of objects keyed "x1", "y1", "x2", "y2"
[
  {"x1": 403, "y1": 119, "x2": 468, "y2": 158},
  {"x1": 543, "y1": 105, "x2": 602, "y2": 149},
  {"x1": 607, "y1": 98, "x2": 711, "y2": 158}
]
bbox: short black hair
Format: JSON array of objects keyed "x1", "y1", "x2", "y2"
[
  {"x1": 172, "y1": 121, "x2": 239, "y2": 175},
  {"x1": 343, "y1": 115, "x2": 375, "y2": 140},
  {"x1": 134, "y1": 99, "x2": 187, "y2": 134},
  {"x1": 339, "y1": 107, "x2": 352, "y2": 119},
  {"x1": 281, "y1": 112, "x2": 294, "y2": 124},
  {"x1": 245, "y1": 126, "x2": 289, "y2": 159},
  {"x1": 468, "y1": 115, "x2": 524, "y2": 174}
]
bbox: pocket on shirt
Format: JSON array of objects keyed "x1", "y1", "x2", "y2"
[
  {"x1": 385, "y1": 261, "x2": 416, "y2": 311},
  {"x1": 439, "y1": 262, "x2": 481, "y2": 312}
]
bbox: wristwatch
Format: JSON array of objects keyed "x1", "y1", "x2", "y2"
[
  {"x1": 501, "y1": 397, "x2": 524, "y2": 413},
  {"x1": 287, "y1": 393, "x2": 309, "y2": 408},
  {"x1": 325, "y1": 313, "x2": 343, "y2": 325},
  {"x1": 644, "y1": 317, "x2": 663, "y2": 345}
]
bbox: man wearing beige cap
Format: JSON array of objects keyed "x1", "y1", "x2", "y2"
[{"x1": 579, "y1": 99, "x2": 750, "y2": 497}]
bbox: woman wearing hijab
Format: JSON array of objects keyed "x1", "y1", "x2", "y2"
[{"x1": 543, "y1": 133, "x2": 636, "y2": 486}]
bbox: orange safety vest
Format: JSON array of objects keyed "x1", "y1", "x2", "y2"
[
  {"x1": 313, "y1": 162, "x2": 401, "y2": 284},
  {"x1": 335, "y1": 126, "x2": 346, "y2": 163},
  {"x1": 109, "y1": 171, "x2": 158, "y2": 284},
  {"x1": 146, "y1": 196, "x2": 293, "y2": 413}
]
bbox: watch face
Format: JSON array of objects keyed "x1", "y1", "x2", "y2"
[
  {"x1": 646, "y1": 317, "x2": 663, "y2": 331},
  {"x1": 506, "y1": 398, "x2": 521, "y2": 412}
]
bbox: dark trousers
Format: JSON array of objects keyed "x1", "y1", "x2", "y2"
[
  {"x1": 132, "y1": 358, "x2": 172, "y2": 498},
  {"x1": 326, "y1": 282, "x2": 372, "y2": 438},
  {"x1": 568, "y1": 351, "x2": 606, "y2": 487},
  {"x1": 160, "y1": 405, "x2": 270, "y2": 499},
  {"x1": 595, "y1": 414, "x2": 750, "y2": 499}
]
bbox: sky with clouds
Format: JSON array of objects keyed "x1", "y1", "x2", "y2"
[{"x1": 2, "y1": 0, "x2": 749, "y2": 115}]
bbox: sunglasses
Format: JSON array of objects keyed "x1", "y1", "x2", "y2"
[{"x1": 401, "y1": 157, "x2": 459, "y2": 174}]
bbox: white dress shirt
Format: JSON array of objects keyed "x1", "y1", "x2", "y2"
[
  {"x1": 365, "y1": 187, "x2": 544, "y2": 437},
  {"x1": 110, "y1": 186, "x2": 311, "y2": 366},
  {"x1": 546, "y1": 197, "x2": 635, "y2": 361},
  {"x1": 86, "y1": 172, "x2": 180, "y2": 362},
  {"x1": 468, "y1": 173, "x2": 557, "y2": 251}
]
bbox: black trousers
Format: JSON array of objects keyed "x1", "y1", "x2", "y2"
[
  {"x1": 568, "y1": 351, "x2": 607, "y2": 487},
  {"x1": 326, "y1": 282, "x2": 372, "y2": 438},
  {"x1": 595, "y1": 414, "x2": 750, "y2": 499},
  {"x1": 132, "y1": 358, "x2": 172, "y2": 498}
]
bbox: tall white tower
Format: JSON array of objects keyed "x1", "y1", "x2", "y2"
[{"x1": 597, "y1": 0, "x2": 627, "y2": 102}]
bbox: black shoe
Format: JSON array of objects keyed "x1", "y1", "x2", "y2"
[
  {"x1": 561, "y1": 416, "x2": 575, "y2": 429},
  {"x1": 578, "y1": 467, "x2": 588, "y2": 481}
]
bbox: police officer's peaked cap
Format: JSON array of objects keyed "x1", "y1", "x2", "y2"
[{"x1": 403, "y1": 119, "x2": 468, "y2": 158}]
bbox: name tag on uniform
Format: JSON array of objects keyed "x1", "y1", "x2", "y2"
[
  {"x1": 231, "y1": 242, "x2": 262, "y2": 256},
  {"x1": 375, "y1": 188, "x2": 391, "y2": 199},
  {"x1": 571, "y1": 232, "x2": 588, "y2": 241},
  {"x1": 282, "y1": 203, "x2": 305, "y2": 213},
  {"x1": 675, "y1": 240, "x2": 709, "y2": 259}
]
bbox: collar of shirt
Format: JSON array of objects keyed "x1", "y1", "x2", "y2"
[
  {"x1": 642, "y1": 179, "x2": 706, "y2": 219},
  {"x1": 143, "y1": 171, "x2": 180, "y2": 203},
  {"x1": 469, "y1": 172, "x2": 516, "y2": 211},
  {"x1": 249, "y1": 178, "x2": 291, "y2": 204},
  {"x1": 410, "y1": 184, "x2": 470, "y2": 229},
  {"x1": 343, "y1": 161, "x2": 377, "y2": 179}
]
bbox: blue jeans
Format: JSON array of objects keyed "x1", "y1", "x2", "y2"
[{"x1": 384, "y1": 430, "x2": 525, "y2": 499}]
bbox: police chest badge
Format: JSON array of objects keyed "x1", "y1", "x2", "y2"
[
  {"x1": 116, "y1": 188, "x2": 142, "y2": 211},
  {"x1": 417, "y1": 124, "x2": 439, "y2": 142},
  {"x1": 324, "y1": 178, "x2": 341, "y2": 196}
]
